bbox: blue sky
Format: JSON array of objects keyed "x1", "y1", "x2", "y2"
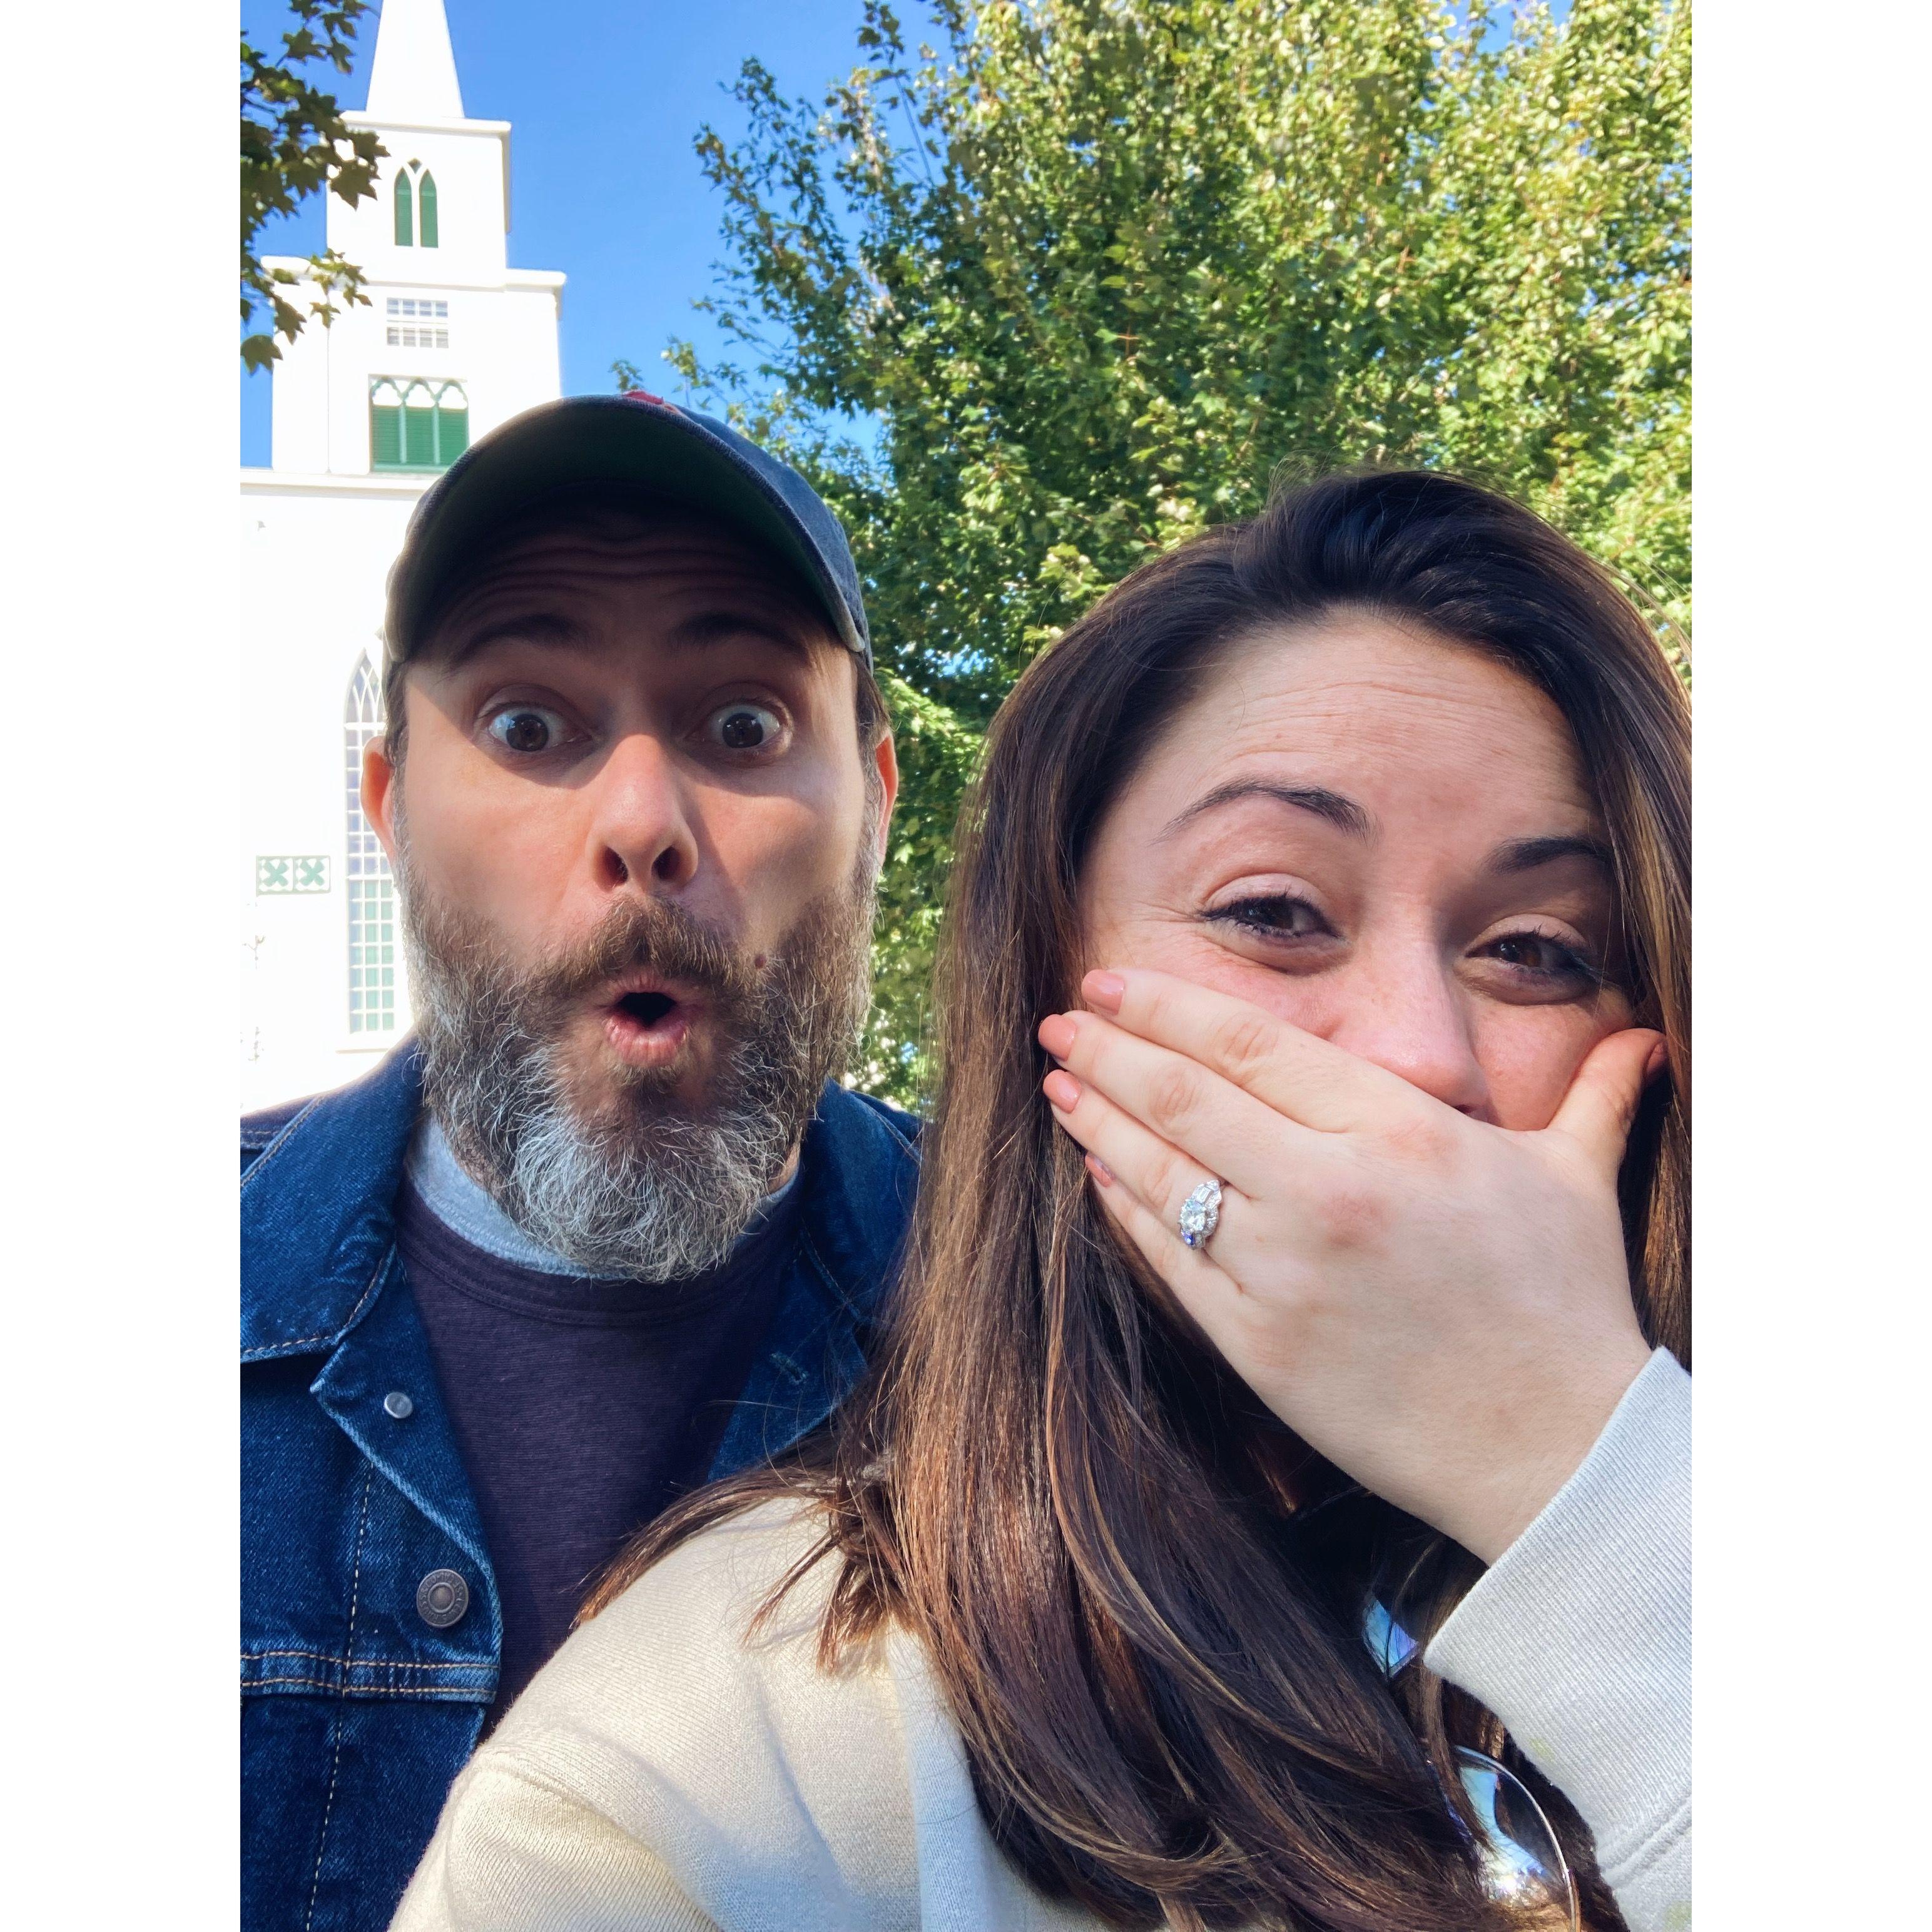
[
  {"x1": 241, "y1": 0, "x2": 938, "y2": 464},
  {"x1": 241, "y1": 1, "x2": 1567, "y2": 467}
]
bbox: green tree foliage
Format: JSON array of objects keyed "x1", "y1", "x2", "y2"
[
  {"x1": 636, "y1": 0, "x2": 1691, "y2": 1103},
  {"x1": 242, "y1": 1, "x2": 385, "y2": 372}
]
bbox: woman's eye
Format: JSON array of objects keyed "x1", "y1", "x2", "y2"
[
  {"x1": 1481, "y1": 931, "x2": 1600, "y2": 984},
  {"x1": 486, "y1": 706, "x2": 570, "y2": 755},
  {"x1": 707, "y1": 702, "x2": 785, "y2": 753},
  {"x1": 1211, "y1": 895, "x2": 1331, "y2": 940}
]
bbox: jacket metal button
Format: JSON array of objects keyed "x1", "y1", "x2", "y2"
[
  {"x1": 383, "y1": 1391, "x2": 415, "y2": 1419},
  {"x1": 416, "y1": 1569, "x2": 469, "y2": 1630}
]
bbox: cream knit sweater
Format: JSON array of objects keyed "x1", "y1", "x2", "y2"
[{"x1": 393, "y1": 1351, "x2": 1690, "y2": 1932}]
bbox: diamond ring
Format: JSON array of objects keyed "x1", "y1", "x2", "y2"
[{"x1": 1177, "y1": 1178, "x2": 1223, "y2": 1251}]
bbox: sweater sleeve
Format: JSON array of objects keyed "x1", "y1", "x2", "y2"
[
  {"x1": 1423, "y1": 1348, "x2": 1690, "y2": 1932},
  {"x1": 392, "y1": 1756, "x2": 721, "y2": 1932}
]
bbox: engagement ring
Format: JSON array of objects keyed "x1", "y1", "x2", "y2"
[{"x1": 1177, "y1": 1179, "x2": 1223, "y2": 1251}]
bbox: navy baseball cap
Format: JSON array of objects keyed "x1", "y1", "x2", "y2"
[{"x1": 383, "y1": 390, "x2": 872, "y2": 668}]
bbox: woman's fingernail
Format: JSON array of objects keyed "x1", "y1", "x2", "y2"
[
  {"x1": 1044, "y1": 1070, "x2": 1082, "y2": 1111},
  {"x1": 1085, "y1": 1154, "x2": 1114, "y2": 1186},
  {"x1": 1083, "y1": 970, "x2": 1127, "y2": 1014},
  {"x1": 1646, "y1": 1040, "x2": 1669, "y2": 1080},
  {"x1": 1037, "y1": 1013, "x2": 1077, "y2": 1059}
]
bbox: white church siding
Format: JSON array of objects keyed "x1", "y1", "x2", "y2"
[{"x1": 241, "y1": 0, "x2": 564, "y2": 1111}]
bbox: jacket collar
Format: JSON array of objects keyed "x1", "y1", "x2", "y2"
[
  {"x1": 240, "y1": 1044, "x2": 425, "y2": 1360},
  {"x1": 790, "y1": 1085, "x2": 920, "y2": 1330},
  {"x1": 707, "y1": 1084, "x2": 920, "y2": 1475},
  {"x1": 241, "y1": 1045, "x2": 919, "y2": 1363}
]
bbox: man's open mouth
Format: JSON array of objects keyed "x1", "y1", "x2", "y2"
[
  {"x1": 616, "y1": 989, "x2": 679, "y2": 1029},
  {"x1": 602, "y1": 984, "x2": 697, "y2": 1065}
]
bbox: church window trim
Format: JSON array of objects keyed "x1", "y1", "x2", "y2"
[
  {"x1": 369, "y1": 377, "x2": 470, "y2": 472},
  {"x1": 343, "y1": 654, "x2": 399, "y2": 1037},
  {"x1": 394, "y1": 160, "x2": 440, "y2": 249}
]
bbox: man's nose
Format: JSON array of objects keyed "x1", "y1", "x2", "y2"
[
  {"x1": 1318, "y1": 949, "x2": 1491, "y2": 1116},
  {"x1": 586, "y1": 732, "x2": 700, "y2": 894}
]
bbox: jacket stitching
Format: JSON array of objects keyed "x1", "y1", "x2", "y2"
[
  {"x1": 302, "y1": 1467, "x2": 372, "y2": 1932},
  {"x1": 241, "y1": 1248, "x2": 390, "y2": 1361},
  {"x1": 245, "y1": 1676, "x2": 486, "y2": 1697},
  {"x1": 239, "y1": 1096, "x2": 325, "y2": 1193},
  {"x1": 243, "y1": 1649, "x2": 483, "y2": 1672},
  {"x1": 799, "y1": 1229, "x2": 862, "y2": 1320},
  {"x1": 860, "y1": 1097, "x2": 921, "y2": 1161}
]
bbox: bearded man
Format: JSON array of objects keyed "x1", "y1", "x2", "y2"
[{"x1": 240, "y1": 394, "x2": 912, "y2": 1932}]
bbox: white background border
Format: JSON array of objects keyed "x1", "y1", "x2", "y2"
[
  {"x1": 5, "y1": 0, "x2": 236, "y2": 1918},
  {"x1": 5, "y1": 0, "x2": 1928, "y2": 1920},
  {"x1": 1698, "y1": 1, "x2": 1929, "y2": 1921}
]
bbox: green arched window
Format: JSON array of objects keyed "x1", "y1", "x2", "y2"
[
  {"x1": 369, "y1": 378, "x2": 470, "y2": 470},
  {"x1": 393, "y1": 161, "x2": 439, "y2": 247}
]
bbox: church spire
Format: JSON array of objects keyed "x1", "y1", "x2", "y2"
[{"x1": 364, "y1": 0, "x2": 465, "y2": 121}]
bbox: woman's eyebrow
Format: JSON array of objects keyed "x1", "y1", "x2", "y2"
[
  {"x1": 1159, "y1": 780, "x2": 1373, "y2": 841},
  {"x1": 1487, "y1": 833, "x2": 1615, "y2": 876}
]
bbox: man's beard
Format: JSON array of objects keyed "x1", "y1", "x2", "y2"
[{"x1": 395, "y1": 828, "x2": 878, "y2": 1282}]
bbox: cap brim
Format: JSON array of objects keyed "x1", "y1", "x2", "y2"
[{"x1": 388, "y1": 395, "x2": 867, "y2": 661}]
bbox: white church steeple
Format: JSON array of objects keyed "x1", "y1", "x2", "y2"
[
  {"x1": 242, "y1": 1, "x2": 566, "y2": 1106},
  {"x1": 364, "y1": 0, "x2": 465, "y2": 121},
  {"x1": 259, "y1": 0, "x2": 562, "y2": 478}
]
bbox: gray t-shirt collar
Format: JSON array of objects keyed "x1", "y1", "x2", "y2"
[{"x1": 403, "y1": 1112, "x2": 800, "y2": 1279}]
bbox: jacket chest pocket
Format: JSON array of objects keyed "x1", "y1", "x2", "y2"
[{"x1": 242, "y1": 1362, "x2": 497, "y2": 1704}]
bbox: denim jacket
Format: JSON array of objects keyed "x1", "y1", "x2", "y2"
[{"x1": 241, "y1": 1043, "x2": 919, "y2": 1932}]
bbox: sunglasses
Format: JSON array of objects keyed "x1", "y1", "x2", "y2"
[{"x1": 1368, "y1": 1598, "x2": 1580, "y2": 1929}]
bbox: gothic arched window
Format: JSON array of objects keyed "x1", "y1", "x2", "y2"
[
  {"x1": 394, "y1": 160, "x2": 439, "y2": 248},
  {"x1": 344, "y1": 654, "x2": 397, "y2": 1035},
  {"x1": 369, "y1": 377, "x2": 469, "y2": 471}
]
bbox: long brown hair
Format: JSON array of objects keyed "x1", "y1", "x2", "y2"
[{"x1": 588, "y1": 471, "x2": 1690, "y2": 1930}]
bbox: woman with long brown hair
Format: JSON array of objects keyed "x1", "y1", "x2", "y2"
[{"x1": 395, "y1": 470, "x2": 1690, "y2": 1932}]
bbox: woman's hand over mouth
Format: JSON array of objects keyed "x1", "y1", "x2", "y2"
[{"x1": 1037, "y1": 966, "x2": 1664, "y2": 1565}]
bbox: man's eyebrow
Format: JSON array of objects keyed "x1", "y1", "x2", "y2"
[
  {"x1": 664, "y1": 610, "x2": 821, "y2": 663},
  {"x1": 1487, "y1": 833, "x2": 1615, "y2": 877},
  {"x1": 437, "y1": 611, "x2": 590, "y2": 667},
  {"x1": 432, "y1": 608, "x2": 827, "y2": 671},
  {"x1": 1160, "y1": 780, "x2": 1373, "y2": 841}
]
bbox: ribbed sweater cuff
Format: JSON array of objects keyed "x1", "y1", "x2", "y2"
[{"x1": 1424, "y1": 1348, "x2": 1690, "y2": 1896}]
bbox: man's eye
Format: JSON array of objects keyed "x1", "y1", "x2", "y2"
[
  {"x1": 486, "y1": 706, "x2": 568, "y2": 754},
  {"x1": 708, "y1": 702, "x2": 783, "y2": 752}
]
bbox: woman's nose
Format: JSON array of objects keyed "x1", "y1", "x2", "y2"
[
  {"x1": 1317, "y1": 954, "x2": 1491, "y2": 1116},
  {"x1": 586, "y1": 733, "x2": 701, "y2": 894}
]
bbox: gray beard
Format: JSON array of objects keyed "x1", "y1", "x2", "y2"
[{"x1": 395, "y1": 830, "x2": 877, "y2": 1282}]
